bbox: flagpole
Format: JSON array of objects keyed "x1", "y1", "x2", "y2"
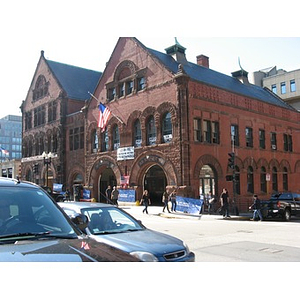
[{"x1": 88, "y1": 91, "x2": 126, "y2": 125}]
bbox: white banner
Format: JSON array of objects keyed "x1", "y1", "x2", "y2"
[{"x1": 117, "y1": 147, "x2": 135, "y2": 161}]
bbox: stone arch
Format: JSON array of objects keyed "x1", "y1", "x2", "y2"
[
  {"x1": 243, "y1": 156, "x2": 257, "y2": 170},
  {"x1": 114, "y1": 60, "x2": 137, "y2": 82},
  {"x1": 88, "y1": 155, "x2": 121, "y2": 187},
  {"x1": 130, "y1": 150, "x2": 178, "y2": 189},
  {"x1": 269, "y1": 158, "x2": 280, "y2": 170},
  {"x1": 279, "y1": 159, "x2": 291, "y2": 173},
  {"x1": 257, "y1": 158, "x2": 269, "y2": 170},
  {"x1": 193, "y1": 154, "x2": 223, "y2": 179},
  {"x1": 294, "y1": 160, "x2": 300, "y2": 173}
]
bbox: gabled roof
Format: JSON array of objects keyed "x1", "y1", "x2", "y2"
[
  {"x1": 147, "y1": 47, "x2": 295, "y2": 111},
  {"x1": 46, "y1": 60, "x2": 102, "y2": 101}
]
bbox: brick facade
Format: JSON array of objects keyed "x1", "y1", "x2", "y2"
[{"x1": 21, "y1": 38, "x2": 300, "y2": 212}]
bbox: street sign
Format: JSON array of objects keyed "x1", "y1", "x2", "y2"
[{"x1": 266, "y1": 173, "x2": 270, "y2": 181}]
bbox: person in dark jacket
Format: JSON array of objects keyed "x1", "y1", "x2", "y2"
[
  {"x1": 220, "y1": 188, "x2": 230, "y2": 218},
  {"x1": 140, "y1": 190, "x2": 151, "y2": 214},
  {"x1": 249, "y1": 194, "x2": 263, "y2": 221}
]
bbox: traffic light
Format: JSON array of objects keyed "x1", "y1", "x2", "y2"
[{"x1": 228, "y1": 152, "x2": 235, "y2": 169}]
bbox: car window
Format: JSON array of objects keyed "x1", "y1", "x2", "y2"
[
  {"x1": 0, "y1": 187, "x2": 77, "y2": 238},
  {"x1": 82, "y1": 207, "x2": 143, "y2": 234}
]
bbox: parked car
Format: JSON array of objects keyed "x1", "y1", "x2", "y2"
[
  {"x1": 0, "y1": 177, "x2": 139, "y2": 262},
  {"x1": 59, "y1": 202, "x2": 195, "y2": 262},
  {"x1": 260, "y1": 192, "x2": 300, "y2": 221}
]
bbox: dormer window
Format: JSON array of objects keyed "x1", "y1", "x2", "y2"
[{"x1": 106, "y1": 60, "x2": 146, "y2": 101}]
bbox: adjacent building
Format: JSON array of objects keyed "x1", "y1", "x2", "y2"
[
  {"x1": 21, "y1": 38, "x2": 300, "y2": 211},
  {"x1": 251, "y1": 66, "x2": 300, "y2": 110},
  {"x1": 0, "y1": 115, "x2": 22, "y2": 162},
  {"x1": 21, "y1": 50, "x2": 101, "y2": 191}
]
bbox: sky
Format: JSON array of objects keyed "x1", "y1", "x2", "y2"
[{"x1": 1, "y1": 0, "x2": 300, "y2": 119}]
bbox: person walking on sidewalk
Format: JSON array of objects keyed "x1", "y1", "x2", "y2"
[
  {"x1": 162, "y1": 189, "x2": 171, "y2": 213},
  {"x1": 140, "y1": 190, "x2": 151, "y2": 214},
  {"x1": 220, "y1": 188, "x2": 230, "y2": 219},
  {"x1": 170, "y1": 190, "x2": 177, "y2": 212},
  {"x1": 111, "y1": 186, "x2": 119, "y2": 206},
  {"x1": 249, "y1": 194, "x2": 263, "y2": 221}
]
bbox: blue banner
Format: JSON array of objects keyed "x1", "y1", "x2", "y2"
[
  {"x1": 83, "y1": 189, "x2": 91, "y2": 199},
  {"x1": 175, "y1": 196, "x2": 203, "y2": 214},
  {"x1": 119, "y1": 189, "x2": 136, "y2": 202}
]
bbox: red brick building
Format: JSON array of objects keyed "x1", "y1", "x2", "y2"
[
  {"x1": 21, "y1": 38, "x2": 300, "y2": 212},
  {"x1": 21, "y1": 51, "x2": 101, "y2": 195},
  {"x1": 84, "y1": 38, "x2": 300, "y2": 211}
]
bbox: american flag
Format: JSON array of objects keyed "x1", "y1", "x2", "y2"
[
  {"x1": 0, "y1": 146, "x2": 9, "y2": 155},
  {"x1": 98, "y1": 103, "x2": 111, "y2": 132}
]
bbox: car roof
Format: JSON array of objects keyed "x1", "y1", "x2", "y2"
[
  {"x1": 59, "y1": 201, "x2": 113, "y2": 209},
  {"x1": 0, "y1": 177, "x2": 40, "y2": 189}
]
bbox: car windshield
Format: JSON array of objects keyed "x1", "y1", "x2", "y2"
[
  {"x1": 81, "y1": 207, "x2": 144, "y2": 234},
  {"x1": 0, "y1": 187, "x2": 77, "y2": 241}
]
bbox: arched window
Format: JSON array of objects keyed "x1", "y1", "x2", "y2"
[
  {"x1": 272, "y1": 167, "x2": 278, "y2": 192},
  {"x1": 91, "y1": 129, "x2": 98, "y2": 153},
  {"x1": 162, "y1": 112, "x2": 172, "y2": 143},
  {"x1": 146, "y1": 116, "x2": 156, "y2": 146},
  {"x1": 133, "y1": 119, "x2": 142, "y2": 147},
  {"x1": 260, "y1": 166, "x2": 267, "y2": 193},
  {"x1": 33, "y1": 75, "x2": 48, "y2": 101},
  {"x1": 101, "y1": 129, "x2": 109, "y2": 152},
  {"x1": 247, "y1": 166, "x2": 254, "y2": 194},
  {"x1": 112, "y1": 125, "x2": 120, "y2": 150},
  {"x1": 283, "y1": 167, "x2": 288, "y2": 191}
]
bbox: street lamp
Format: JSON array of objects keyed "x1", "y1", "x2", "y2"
[{"x1": 42, "y1": 151, "x2": 53, "y2": 187}]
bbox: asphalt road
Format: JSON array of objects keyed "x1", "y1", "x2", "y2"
[{"x1": 124, "y1": 205, "x2": 300, "y2": 262}]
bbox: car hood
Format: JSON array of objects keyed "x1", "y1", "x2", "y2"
[
  {"x1": 90, "y1": 229, "x2": 186, "y2": 255},
  {"x1": 0, "y1": 237, "x2": 139, "y2": 262}
]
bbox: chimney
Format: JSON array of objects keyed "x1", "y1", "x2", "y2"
[{"x1": 197, "y1": 55, "x2": 209, "y2": 68}]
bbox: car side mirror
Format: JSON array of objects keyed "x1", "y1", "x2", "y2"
[{"x1": 70, "y1": 213, "x2": 89, "y2": 231}]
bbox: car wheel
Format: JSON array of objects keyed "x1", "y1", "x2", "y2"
[{"x1": 283, "y1": 209, "x2": 291, "y2": 221}]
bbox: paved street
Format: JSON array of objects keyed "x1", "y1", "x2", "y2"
[{"x1": 122, "y1": 205, "x2": 300, "y2": 262}]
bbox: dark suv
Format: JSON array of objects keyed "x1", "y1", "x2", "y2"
[{"x1": 0, "y1": 177, "x2": 138, "y2": 261}]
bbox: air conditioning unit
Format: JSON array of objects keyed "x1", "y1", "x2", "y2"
[{"x1": 272, "y1": 144, "x2": 277, "y2": 150}]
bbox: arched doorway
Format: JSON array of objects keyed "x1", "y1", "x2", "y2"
[
  {"x1": 143, "y1": 165, "x2": 167, "y2": 205},
  {"x1": 99, "y1": 168, "x2": 116, "y2": 202},
  {"x1": 199, "y1": 164, "x2": 217, "y2": 198}
]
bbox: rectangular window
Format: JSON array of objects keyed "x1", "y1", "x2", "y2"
[
  {"x1": 245, "y1": 127, "x2": 253, "y2": 148},
  {"x1": 212, "y1": 121, "x2": 220, "y2": 144},
  {"x1": 108, "y1": 87, "x2": 116, "y2": 101},
  {"x1": 271, "y1": 132, "x2": 277, "y2": 150},
  {"x1": 271, "y1": 84, "x2": 277, "y2": 94},
  {"x1": 290, "y1": 79, "x2": 296, "y2": 92},
  {"x1": 193, "y1": 118, "x2": 202, "y2": 142},
  {"x1": 281, "y1": 82, "x2": 286, "y2": 94},
  {"x1": 259, "y1": 129, "x2": 265, "y2": 149},
  {"x1": 69, "y1": 126, "x2": 84, "y2": 151},
  {"x1": 230, "y1": 124, "x2": 239, "y2": 146},
  {"x1": 137, "y1": 77, "x2": 146, "y2": 91},
  {"x1": 126, "y1": 81, "x2": 134, "y2": 94},
  {"x1": 118, "y1": 83, "x2": 125, "y2": 97},
  {"x1": 283, "y1": 134, "x2": 293, "y2": 152},
  {"x1": 203, "y1": 120, "x2": 212, "y2": 143}
]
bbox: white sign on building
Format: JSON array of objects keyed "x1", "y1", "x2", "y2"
[{"x1": 117, "y1": 147, "x2": 135, "y2": 161}]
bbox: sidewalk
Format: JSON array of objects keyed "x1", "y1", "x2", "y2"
[{"x1": 120, "y1": 204, "x2": 251, "y2": 221}]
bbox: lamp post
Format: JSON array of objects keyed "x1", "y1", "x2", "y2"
[{"x1": 42, "y1": 151, "x2": 53, "y2": 187}]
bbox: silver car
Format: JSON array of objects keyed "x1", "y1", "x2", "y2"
[{"x1": 59, "y1": 202, "x2": 195, "y2": 262}]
